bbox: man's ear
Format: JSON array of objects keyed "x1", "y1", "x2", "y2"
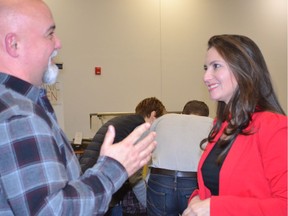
[
  {"x1": 144, "y1": 111, "x2": 157, "y2": 124},
  {"x1": 151, "y1": 111, "x2": 156, "y2": 118},
  {"x1": 149, "y1": 111, "x2": 157, "y2": 123},
  {"x1": 5, "y1": 33, "x2": 19, "y2": 57}
]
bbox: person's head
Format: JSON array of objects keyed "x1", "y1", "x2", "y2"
[
  {"x1": 182, "y1": 100, "x2": 209, "y2": 116},
  {"x1": 203, "y1": 34, "x2": 284, "y2": 116},
  {"x1": 0, "y1": 0, "x2": 62, "y2": 86},
  {"x1": 135, "y1": 97, "x2": 167, "y2": 124}
]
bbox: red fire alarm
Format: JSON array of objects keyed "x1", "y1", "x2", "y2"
[{"x1": 95, "y1": 67, "x2": 101, "y2": 75}]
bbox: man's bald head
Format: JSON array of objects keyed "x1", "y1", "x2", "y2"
[{"x1": 0, "y1": 0, "x2": 61, "y2": 86}]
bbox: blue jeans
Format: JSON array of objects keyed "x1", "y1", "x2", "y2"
[{"x1": 147, "y1": 173, "x2": 198, "y2": 216}]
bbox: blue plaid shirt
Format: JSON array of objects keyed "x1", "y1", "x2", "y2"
[{"x1": 0, "y1": 73, "x2": 127, "y2": 215}]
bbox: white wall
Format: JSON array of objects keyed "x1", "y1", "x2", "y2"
[{"x1": 44, "y1": 0, "x2": 287, "y2": 140}]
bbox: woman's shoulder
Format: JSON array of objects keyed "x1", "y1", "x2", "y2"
[
  {"x1": 253, "y1": 111, "x2": 286, "y2": 121},
  {"x1": 252, "y1": 111, "x2": 287, "y2": 130}
]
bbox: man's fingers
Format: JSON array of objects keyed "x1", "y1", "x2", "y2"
[
  {"x1": 101, "y1": 125, "x2": 115, "y2": 151},
  {"x1": 136, "y1": 132, "x2": 157, "y2": 167},
  {"x1": 139, "y1": 149, "x2": 155, "y2": 167},
  {"x1": 135, "y1": 131, "x2": 156, "y2": 152}
]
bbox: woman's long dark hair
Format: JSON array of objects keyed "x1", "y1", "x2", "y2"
[{"x1": 201, "y1": 35, "x2": 285, "y2": 163}]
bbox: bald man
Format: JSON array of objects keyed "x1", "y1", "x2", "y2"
[{"x1": 0, "y1": 0, "x2": 156, "y2": 215}]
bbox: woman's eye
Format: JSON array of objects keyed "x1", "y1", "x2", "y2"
[
  {"x1": 203, "y1": 65, "x2": 208, "y2": 71},
  {"x1": 213, "y1": 63, "x2": 221, "y2": 69}
]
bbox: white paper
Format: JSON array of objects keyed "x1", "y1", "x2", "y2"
[{"x1": 74, "y1": 132, "x2": 83, "y2": 145}]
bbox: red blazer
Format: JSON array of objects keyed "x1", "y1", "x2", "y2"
[{"x1": 189, "y1": 111, "x2": 287, "y2": 216}]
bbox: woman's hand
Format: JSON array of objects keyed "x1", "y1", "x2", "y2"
[{"x1": 182, "y1": 196, "x2": 210, "y2": 216}]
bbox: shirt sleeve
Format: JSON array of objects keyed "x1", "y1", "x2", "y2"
[{"x1": 0, "y1": 113, "x2": 128, "y2": 215}]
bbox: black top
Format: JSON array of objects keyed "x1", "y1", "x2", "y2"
[
  {"x1": 79, "y1": 114, "x2": 145, "y2": 172},
  {"x1": 201, "y1": 142, "x2": 228, "y2": 195}
]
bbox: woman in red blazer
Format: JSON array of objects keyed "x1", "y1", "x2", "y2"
[{"x1": 183, "y1": 35, "x2": 287, "y2": 216}]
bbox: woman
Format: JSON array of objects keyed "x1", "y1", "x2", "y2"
[{"x1": 183, "y1": 35, "x2": 287, "y2": 216}]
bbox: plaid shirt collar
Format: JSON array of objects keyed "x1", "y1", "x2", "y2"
[
  {"x1": 0, "y1": 72, "x2": 54, "y2": 114},
  {"x1": 0, "y1": 72, "x2": 41, "y2": 102}
]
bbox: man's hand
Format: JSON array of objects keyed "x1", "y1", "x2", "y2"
[{"x1": 100, "y1": 123, "x2": 156, "y2": 177}]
